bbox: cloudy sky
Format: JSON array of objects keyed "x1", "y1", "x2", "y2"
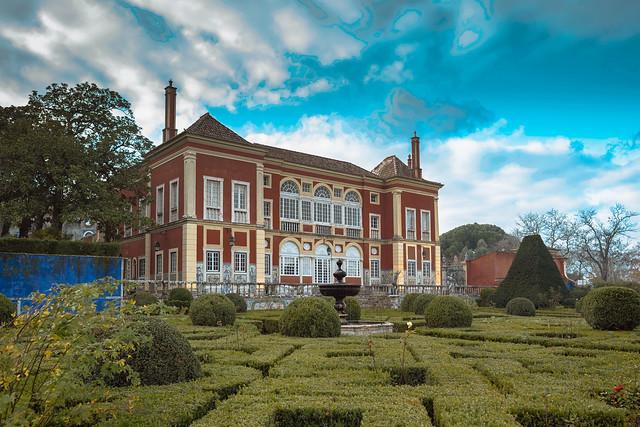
[{"x1": 1, "y1": 0, "x2": 639, "y2": 234}]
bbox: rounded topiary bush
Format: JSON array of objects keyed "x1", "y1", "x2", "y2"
[
  {"x1": 167, "y1": 287, "x2": 193, "y2": 311},
  {"x1": 424, "y1": 296, "x2": 473, "y2": 328},
  {"x1": 279, "y1": 297, "x2": 340, "y2": 337},
  {"x1": 344, "y1": 296, "x2": 361, "y2": 321},
  {"x1": 0, "y1": 293, "x2": 16, "y2": 325},
  {"x1": 108, "y1": 319, "x2": 202, "y2": 386},
  {"x1": 413, "y1": 294, "x2": 436, "y2": 315},
  {"x1": 400, "y1": 293, "x2": 420, "y2": 312},
  {"x1": 580, "y1": 286, "x2": 640, "y2": 331},
  {"x1": 189, "y1": 294, "x2": 236, "y2": 326},
  {"x1": 225, "y1": 293, "x2": 248, "y2": 313},
  {"x1": 133, "y1": 290, "x2": 158, "y2": 306},
  {"x1": 506, "y1": 297, "x2": 536, "y2": 316}
]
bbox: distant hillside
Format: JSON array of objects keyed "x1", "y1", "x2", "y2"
[{"x1": 440, "y1": 223, "x2": 517, "y2": 261}]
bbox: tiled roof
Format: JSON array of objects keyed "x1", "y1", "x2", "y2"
[
  {"x1": 186, "y1": 113, "x2": 250, "y2": 145},
  {"x1": 371, "y1": 155, "x2": 414, "y2": 179},
  {"x1": 254, "y1": 143, "x2": 377, "y2": 178}
]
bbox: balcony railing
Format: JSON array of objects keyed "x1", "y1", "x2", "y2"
[
  {"x1": 370, "y1": 229, "x2": 379, "y2": 239},
  {"x1": 264, "y1": 218, "x2": 272, "y2": 230},
  {"x1": 281, "y1": 221, "x2": 299, "y2": 233},
  {"x1": 407, "y1": 229, "x2": 416, "y2": 240},
  {"x1": 233, "y1": 211, "x2": 248, "y2": 223},
  {"x1": 421, "y1": 232, "x2": 431, "y2": 241},
  {"x1": 346, "y1": 228, "x2": 361, "y2": 238},
  {"x1": 315, "y1": 224, "x2": 331, "y2": 235}
]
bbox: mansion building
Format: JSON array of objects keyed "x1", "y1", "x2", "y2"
[{"x1": 120, "y1": 82, "x2": 443, "y2": 286}]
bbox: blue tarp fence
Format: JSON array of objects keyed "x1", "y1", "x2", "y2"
[{"x1": 0, "y1": 252, "x2": 122, "y2": 314}]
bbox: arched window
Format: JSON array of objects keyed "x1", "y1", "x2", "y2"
[
  {"x1": 314, "y1": 244, "x2": 332, "y2": 283},
  {"x1": 313, "y1": 186, "x2": 332, "y2": 224},
  {"x1": 345, "y1": 246, "x2": 361, "y2": 277},
  {"x1": 280, "y1": 241, "x2": 299, "y2": 276},
  {"x1": 280, "y1": 180, "x2": 299, "y2": 221},
  {"x1": 344, "y1": 191, "x2": 361, "y2": 228}
]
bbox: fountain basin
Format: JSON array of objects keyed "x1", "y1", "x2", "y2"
[
  {"x1": 318, "y1": 283, "x2": 361, "y2": 315},
  {"x1": 340, "y1": 321, "x2": 394, "y2": 336}
]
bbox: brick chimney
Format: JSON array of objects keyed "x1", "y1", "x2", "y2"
[
  {"x1": 407, "y1": 154, "x2": 412, "y2": 169},
  {"x1": 162, "y1": 80, "x2": 177, "y2": 143},
  {"x1": 411, "y1": 131, "x2": 421, "y2": 178}
]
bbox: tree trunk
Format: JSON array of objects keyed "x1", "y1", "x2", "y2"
[{"x1": 18, "y1": 216, "x2": 32, "y2": 238}]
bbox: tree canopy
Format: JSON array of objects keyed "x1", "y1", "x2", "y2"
[
  {"x1": 440, "y1": 223, "x2": 515, "y2": 261},
  {"x1": 0, "y1": 82, "x2": 153, "y2": 241}
]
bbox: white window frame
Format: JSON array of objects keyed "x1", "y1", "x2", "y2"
[
  {"x1": 205, "y1": 249, "x2": 221, "y2": 272},
  {"x1": 264, "y1": 199, "x2": 272, "y2": 229},
  {"x1": 333, "y1": 187, "x2": 343, "y2": 198},
  {"x1": 280, "y1": 180, "x2": 300, "y2": 221},
  {"x1": 155, "y1": 184, "x2": 165, "y2": 225},
  {"x1": 203, "y1": 176, "x2": 223, "y2": 221},
  {"x1": 233, "y1": 251, "x2": 248, "y2": 273},
  {"x1": 232, "y1": 180, "x2": 250, "y2": 224},
  {"x1": 300, "y1": 256, "x2": 313, "y2": 276},
  {"x1": 301, "y1": 199, "x2": 313, "y2": 222},
  {"x1": 345, "y1": 246, "x2": 362, "y2": 278},
  {"x1": 369, "y1": 214, "x2": 380, "y2": 240},
  {"x1": 265, "y1": 253, "x2": 272, "y2": 276},
  {"x1": 407, "y1": 259, "x2": 417, "y2": 277},
  {"x1": 124, "y1": 258, "x2": 131, "y2": 280},
  {"x1": 169, "y1": 178, "x2": 179, "y2": 222},
  {"x1": 263, "y1": 173, "x2": 272, "y2": 188},
  {"x1": 422, "y1": 260, "x2": 432, "y2": 282},
  {"x1": 169, "y1": 249, "x2": 178, "y2": 279},
  {"x1": 370, "y1": 192, "x2": 380, "y2": 204},
  {"x1": 280, "y1": 241, "x2": 300, "y2": 276},
  {"x1": 333, "y1": 204, "x2": 343, "y2": 226},
  {"x1": 370, "y1": 259, "x2": 380, "y2": 279},
  {"x1": 302, "y1": 181, "x2": 312, "y2": 194},
  {"x1": 155, "y1": 251, "x2": 163, "y2": 280},
  {"x1": 138, "y1": 257, "x2": 146, "y2": 280},
  {"x1": 405, "y1": 208, "x2": 416, "y2": 240},
  {"x1": 344, "y1": 191, "x2": 361, "y2": 228},
  {"x1": 420, "y1": 209, "x2": 432, "y2": 241}
]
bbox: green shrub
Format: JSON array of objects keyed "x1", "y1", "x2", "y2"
[
  {"x1": 506, "y1": 297, "x2": 536, "y2": 316},
  {"x1": 561, "y1": 287, "x2": 591, "y2": 308},
  {"x1": 580, "y1": 286, "x2": 640, "y2": 331},
  {"x1": 593, "y1": 279, "x2": 640, "y2": 294},
  {"x1": 107, "y1": 318, "x2": 202, "y2": 386},
  {"x1": 0, "y1": 293, "x2": 16, "y2": 325},
  {"x1": 477, "y1": 288, "x2": 497, "y2": 307},
  {"x1": 167, "y1": 287, "x2": 193, "y2": 310},
  {"x1": 225, "y1": 293, "x2": 248, "y2": 313},
  {"x1": 270, "y1": 408, "x2": 363, "y2": 427},
  {"x1": 190, "y1": 294, "x2": 236, "y2": 326},
  {"x1": 279, "y1": 297, "x2": 340, "y2": 337},
  {"x1": 424, "y1": 296, "x2": 473, "y2": 328},
  {"x1": 0, "y1": 237, "x2": 119, "y2": 256},
  {"x1": 493, "y1": 234, "x2": 567, "y2": 308},
  {"x1": 400, "y1": 293, "x2": 420, "y2": 312},
  {"x1": 344, "y1": 297, "x2": 361, "y2": 321},
  {"x1": 133, "y1": 290, "x2": 158, "y2": 306},
  {"x1": 414, "y1": 294, "x2": 436, "y2": 315}
]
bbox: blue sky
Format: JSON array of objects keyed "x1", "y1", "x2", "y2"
[{"x1": 1, "y1": 0, "x2": 639, "y2": 234}]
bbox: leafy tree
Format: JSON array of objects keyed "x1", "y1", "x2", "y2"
[
  {"x1": 440, "y1": 223, "x2": 508, "y2": 261},
  {"x1": 0, "y1": 82, "x2": 153, "y2": 240},
  {"x1": 493, "y1": 234, "x2": 567, "y2": 308}
]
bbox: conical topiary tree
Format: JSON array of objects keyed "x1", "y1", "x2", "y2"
[{"x1": 493, "y1": 234, "x2": 567, "y2": 308}]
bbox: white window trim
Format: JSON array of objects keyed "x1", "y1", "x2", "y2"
[
  {"x1": 422, "y1": 260, "x2": 432, "y2": 281},
  {"x1": 405, "y1": 208, "x2": 416, "y2": 240},
  {"x1": 264, "y1": 199, "x2": 272, "y2": 229},
  {"x1": 370, "y1": 259, "x2": 380, "y2": 279},
  {"x1": 407, "y1": 259, "x2": 417, "y2": 277},
  {"x1": 155, "y1": 184, "x2": 165, "y2": 225},
  {"x1": 138, "y1": 256, "x2": 146, "y2": 279},
  {"x1": 205, "y1": 249, "x2": 221, "y2": 272},
  {"x1": 369, "y1": 213, "x2": 380, "y2": 239},
  {"x1": 301, "y1": 181, "x2": 313, "y2": 194},
  {"x1": 155, "y1": 251, "x2": 163, "y2": 279},
  {"x1": 169, "y1": 178, "x2": 179, "y2": 222},
  {"x1": 233, "y1": 250, "x2": 248, "y2": 273},
  {"x1": 232, "y1": 180, "x2": 250, "y2": 224},
  {"x1": 263, "y1": 173, "x2": 272, "y2": 188},
  {"x1": 420, "y1": 209, "x2": 432, "y2": 242},
  {"x1": 265, "y1": 253, "x2": 272, "y2": 276},
  {"x1": 301, "y1": 198, "x2": 313, "y2": 223},
  {"x1": 203, "y1": 176, "x2": 224, "y2": 221},
  {"x1": 370, "y1": 192, "x2": 380, "y2": 205},
  {"x1": 169, "y1": 248, "x2": 178, "y2": 278}
]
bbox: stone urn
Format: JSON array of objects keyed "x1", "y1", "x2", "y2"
[{"x1": 318, "y1": 259, "x2": 361, "y2": 317}]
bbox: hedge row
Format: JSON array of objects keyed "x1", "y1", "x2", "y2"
[{"x1": 0, "y1": 237, "x2": 120, "y2": 256}]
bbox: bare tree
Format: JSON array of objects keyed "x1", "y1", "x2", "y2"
[{"x1": 577, "y1": 204, "x2": 638, "y2": 281}]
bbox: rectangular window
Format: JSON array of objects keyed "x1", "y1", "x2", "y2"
[
  {"x1": 264, "y1": 200, "x2": 272, "y2": 229},
  {"x1": 205, "y1": 250, "x2": 220, "y2": 272},
  {"x1": 300, "y1": 257, "x2": 312, "y2": 276},
  {"x1": 204, "y1": 177, "x2": 222, "y2": 220},
  {"x1": 280, "y1": 197, "x2": 299, "y2": 220},
  {"x1": 346, "y1": 259, "x2": 361, "y2": 277},
  {"x1": 333, "y1": 187, "x2": 342, "y2": 198},
  {"x1": 156, "y1": 185, "x2": 164, "y2": 225},
  {"x1": 265, "y1": 253, "x2": 272, "y2": 276},
  {"x1": 263, "y1": 173, "x2": 271, "y2": 188},
  {"x1": 407, "y1": 260, "x2": 417, "y2": 277},
  {"x1": 280, "y1": 256, "x2": 299, "y2": 276},
  {"x1": 233, "y1": 182, "x2": 249, "y2": 223},
  {"x1": 302, "y1": 182, "x2": 312, "y2": 193},
  {"x1": 169, "y1": 179, "x2": 179, "y2": 222},
  {"x1": 155, "y1": 252, "x2": 163, "y2": 279},
  {"x1": 314, "y1": 258, "x2": 331, "y2": 283},
  {"x1": 234, "y1": 252, "x2": 247, "y2": 273},
  {"x1": 370, "y1": 259, "x2": 380, "y2": 279},
  {"x1": 124, "y1": 259, "x2": 131, "y2": 280},
  {"x1": 301, "y1": 200, "x2": 312, "y2": 222},
  {"x1": 314, "y1": 201, "x2": 331, "y2": 224},
  {"x1": 333, "y1": 204, "x2": 343, "y2": 225},
  {"x1": 406, "y1": 209, "x2": 416, "y2": 240},
  {"x1": 422, "y1": 260, "x2": 432, "y2": 281},
  {"x1": 370, "y1": 192, "x2": 379, "y2": 204},
  {"x1": 138, "y1": 257, "x2": 146, "y2": 279},
  {"x1": 370, "y1": 214, "x2": 380, "y2": 239},
  {"x1": 169, "y1": 250, "x2": 178, "y2": 278},
  {"x1": 421, "y1": 210, "x2": 431, "y2": 241},
  {"x1": 345, "y1": 206, "x2": 361, "y2": 227}
]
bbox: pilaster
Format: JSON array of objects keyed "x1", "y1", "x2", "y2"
[
  {"x1": 183, "y1": 151, "x2": 197, "y2": 218},
  {"x1": 144, "y1": 232, "x2": 151, "y2": 278},
  {"x1": 392, "y1": 190, "x2": 402, "y2": 238},
  {"x1": 182, "y1": 222, "x2": 198, "y2": 282},
  {"x1": 255, "y1": 164, "x2": 265, "y2": 283}
]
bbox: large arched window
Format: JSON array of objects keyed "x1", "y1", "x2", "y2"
[
  {"x1": 280, "y1": 180, "x2": 299, "y2": 221},
  {"x1": 280, "y1": 241, "x2": 299, "y2": 276},
  {"x1": 344, "y1": 191, "x2": 361, "y2": 228},
  {"x1": 345, "y1": 246, "x2": 361, "y2": 277},
  {"x1": 313, "y1": 186, "x2": 332, "y2": 224}
]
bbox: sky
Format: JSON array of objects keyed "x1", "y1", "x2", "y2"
[{"x1": 1, "y1": 0, "x2": 639, "y2": 235}]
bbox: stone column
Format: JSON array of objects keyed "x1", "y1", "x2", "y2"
[
  {"x1": 255, "y1": 164, "x2": 265, "y2": 284},
  {"x1": 183, "y1": 151, "x2": 197, "y2": 218}
]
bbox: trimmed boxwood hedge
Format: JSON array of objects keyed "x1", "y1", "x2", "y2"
[
  {"x1": 0, "y1": 293, "x2": 15, "y2": 325},
  {"x1": 477, "y1": 288, "x2": 497, "y2": 307},
  {"x1": 424, "y1": 296, "x2": 473, "y2": 328},
  {"x1": 225, "y1": 293, "x2": 248, "y2": 313},
  {"x1": 270, "y1": 408, "x2": 363, "y2": 427},
  {"x1": 167, "y1": 287, "x2": 193, "y2": 310},
  {"x1": 0, "y1": 237, "x2": 120, "y2": 256},
  {"x1": 400, "y1": 293, "x2": 420, "y2": 312},
  {"x1": 506, "y1": 297, "x2": 536, "y2": 317},
  {"x1": 190, "y1": 294, "x2": 236, "y2": 326},
  {"x1": 580, "y1": 286, "x2": 640, "y2": 331},
  {"x1": 279, "y1": 297, "x2": 340, "y2": 337},
  {"x1": 133, "y1": 290, "x2": 159, "y2": 306},
  {"x1": 413, "y1": 294, "x2": 436, "y2": 315},
  {"x1": 344, "y1": 296, "x2": 361, "y2": 321}
]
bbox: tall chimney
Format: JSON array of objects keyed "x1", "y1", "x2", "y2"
[
  {"x1": 162, "y1": 80, "x2": 177, "y2": 143},
  {"x1": 411, "y1": 131, "x2": 422, "y2": 178},
  {"x1": 407, "y1": 154, "x2": 412, "y2": 169}
]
